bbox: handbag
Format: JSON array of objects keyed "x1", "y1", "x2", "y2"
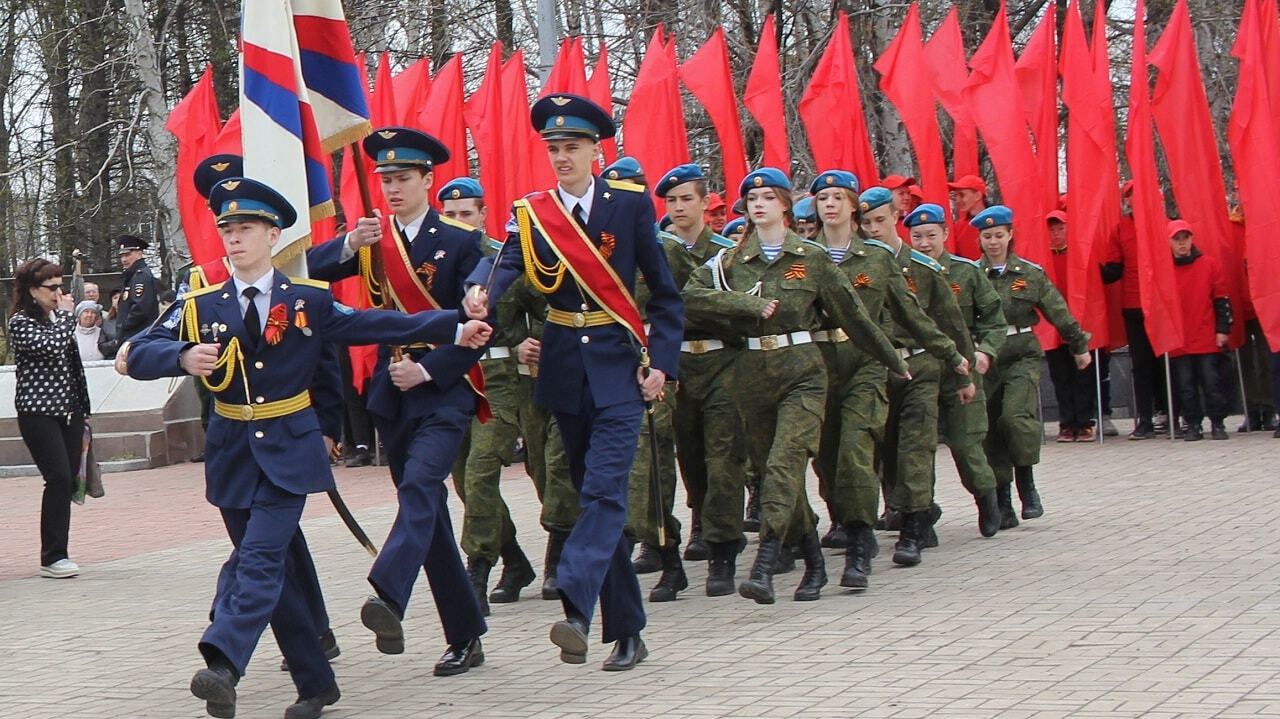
[{"x1": 79, "y1": 424, "x2": 105, "y2": 500}]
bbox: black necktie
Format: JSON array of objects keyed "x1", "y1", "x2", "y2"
[
  {"x1": 573, "y1": 203, "x2": 587, "y2": 230},
  {"x1": 242, "y1": 286, "x2": 261, "y2": 347}
]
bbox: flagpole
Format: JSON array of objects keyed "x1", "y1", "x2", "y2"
[
  {"x1": 349, "y1": 145, "x2": 400, "y2": 363},
  {"x1": 1094, "y1": 348, "x2": 1104, "y2": 445},
  {"x1": 1164, "y1": 353, "x2": 1176, "y2": 440},
  {"x1": 1233, "y1": 348, "x2": 1250, "y2": 431}
]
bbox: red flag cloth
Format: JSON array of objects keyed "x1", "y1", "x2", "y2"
[
  {"x1": 465, "y1": 43, "x2": 510, "y2": 240},
  {"x1": 541, "y1": 37, "x2": 589, "y2": 97},
  {"x1": 1229, "y1": 0, "x2": 1280, "y2": 348},
  {"x1": 800, "y1": 12, "x2": 878, "y2": 186},
  {"x1": 1090, "y1": 2, "x2": 1122, "y2": 242},
  {"x1": 213, "y1": 108, "x2": 241, "y2": 155},
  {"x1": 503, "y1": 51, "x2": 539, "y2": 199},
  {"x1": 165, "y1": 65, "x2": 224, "y2": 268},
  {"x1": 745, "y1": 15, "x2": 790, "y2": 171},
  {"x1": 680, "y1": 28, "x2": 750, "y2": 209},
  {"x1": 393, "y1": 58, "x2": 432, "y2": 130},
  {"x1": 622, "y1": 27, "x2": 690, "y2": 209},
  {"x1": 1150, "y1": 0, "x2": 1244, "y2": 347},
  {"x1": 587, "y1": 43, "x2": 618, "y2": 164},
  {"x1": 874, "y1": 4, "x2": 949, "y2": 215},
  {"x1": 421, "y1": 54, "x2": 469, "y2": 192},
  {"x1": 1126, "y1": 0, "x2": 1184, "y2": 356},
  {"x1": 1014, "y1": 5, "x2": 1059, "y2": 209},
  {"x1": 923, "y1": 7, "x2": 979, "y2": 179},
  {"x1": 373, "y1": 53, "x2": 399, "y2": 129}
]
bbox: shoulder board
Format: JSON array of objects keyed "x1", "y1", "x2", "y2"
[
  {"x1": 1017, "y1": 258, "x2": 1043, "y2": 271},
  {"x1": 949, "y1": 254, "x2": 981, "y2": 268},
  {"x1": 710, "y1": 232, "x2": 735, "y2": 248},
  {"x1": 182, "y1": 282, "x2": 225, "y2": 300},
  {"x1": 288, "y1": 277, "x2": 330, "y2": 290},
  {"x1": 605, "y1": 179, "x2": 645, "y2": 193},
  {"x1": 438, "y1": 215, "x2": 479, "y2": 233},
  {"x1": 802, "y1": 239, "x2": 828, "y2": 254},
  {"x1": 657, "y1": 230, "x2": 681, "y2": 245},
  {"x1": 910, "y1": 249, "x2": 944, "y2": 273},
  {"x1": 863, "y1": 239, "x2": 894, "y2": 254}
]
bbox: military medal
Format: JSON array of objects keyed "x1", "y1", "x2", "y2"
[
  {"x1": 434, "y1": 249, "x2": 446, "y2": 260},
  {"x1": 200, "y1": 323, "x2": 211, "y2": 337},
  {"x1": 906, "y1": 277, "x2": 918, "y2": 294},
  {"x1": 853, "y1": 273, "x2": 872, "y2": 289},
  {"x1": 264, "y1": 303, "x2": 289, "y2": 345},
  {"x1": 784, "y1": 263, "x2": 807, "y2": 280},
  {"x1": 600, "y1": 232, "x2": 617, "y2": 259},
  {"x1": 1011, "y1": 278, "x2": 1028, "y2": 291},
  {"x1": 951, "y1": 282, "x2": 962, "y2": 296}
]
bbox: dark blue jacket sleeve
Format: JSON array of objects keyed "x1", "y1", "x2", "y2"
[
  {"x1": 306, "y1": 235, "x2": 359, "y2": 283},
  {"x1": 124, "y1": 302, "x2": 190, "y2": 381},
  {"x1": 316, "y1": 302, "x2": 459, "y2": 347},
  {"x1": 311, "y1": 342, "x2": 344, "y2": 441}
]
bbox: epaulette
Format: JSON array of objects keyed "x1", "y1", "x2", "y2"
[
  {"x1": 710, "y1": 232, "x2": 735, "y2": 249},
  {"x1": 605, "y1": 179, "x2": 645, "y2": 193},
  {"x1": 910, "y1": 249, "x2": 945, "y2": 273},
  {"x1": 182, "y1": 282, "x2": 225, "y2": 300},
  {"x1": 801, "y1": 239, "x2": 828, "y2": 255},
  {"x1": 657, "y1": 230, "x2": 681, "y2": 245},
  {"x1": 949, "y1": 254, "x2": 981, "y2": 268},
  {"x1": 863, "y1": 238, "x2": 894, "y2": 254},
  {"x1": 289, "y1": 277, "x2": 330, "y2": 290},
  {"x1": 438, "y1": 215, "x2": 479, "y2": 233},
  {"x1": 1015, "y1": 258, "x2": 1043, "y2": 271}
]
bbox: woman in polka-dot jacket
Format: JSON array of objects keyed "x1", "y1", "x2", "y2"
[{"x1": 8, "y1": 257, "x2": 90, "y2": 579}]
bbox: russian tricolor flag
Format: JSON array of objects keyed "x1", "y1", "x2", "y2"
[{"x1": 291, "y1": 0, "x2": 371, "y2": 152}]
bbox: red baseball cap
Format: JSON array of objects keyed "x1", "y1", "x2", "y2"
[
  {"x1": 947, "y1": 175, "x2": 987, "y2": 194},
  {"x1": 706, "y1": 192, "x2": 726, "y2": 211},
  {"x1": 1167, "y1": 219, "x2": 1194, "y2": 239},
  {"x1": 1046, "y1": 210, "x2": 1068, "y2": 224},
  {"x1": 882, "y1": 174, "x2": 917, "y2": 190},
  {"x1": 907, "y1": 185, "x2": 924, "y2": 199}
]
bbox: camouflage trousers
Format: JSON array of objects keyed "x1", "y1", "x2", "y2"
[
  {"x1": 938, "y1": 372, "x2": 997, "y2": 497},
  {"x1": 671, "y1": 350, "x2": 747, "y2": 544},
  {"x1": 984, "y1": 353, "x2": 1044, "y2": 483},
  {"x1": 624, "y1": 380, "x2": 680, "y2": 548},
  {"x1": 813, "y1": 343, "x2": 890, "y2": 529},
  {"x1": 881, "y1": 353, "x2": 943, "y2": 514}
]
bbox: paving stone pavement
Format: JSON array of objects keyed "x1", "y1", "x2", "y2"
[{"x1": 2, "y1": 418, "x2": 1279, "y2": 718}]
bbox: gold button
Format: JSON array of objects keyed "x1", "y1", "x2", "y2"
[
  {"x1": 254, "y1": 361, "x2": 264, "y2": 369},
  {"x1": 255, "y1": 396, "x2": 265, "y2": 404},
  {"x1": 254, "y1": 431, "x2": 264, "y2": 439},
  {"x1": 580, "y1": 336, "x2": 590, "y2": 344},
  {"x1": 580, "y1": 302, "x2": 589, "y2": 311}
]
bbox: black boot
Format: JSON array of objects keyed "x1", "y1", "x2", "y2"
[
  {"x1": 743, "y1": 480, "x2": 761, "y2": 532},
  {"x1": 738, "y1": 538, "x2": 780, "y2": 604},
  {"x1": 793, "y1": 532, "x2": 827, "y2": 601},
  {"x1": 997, "y1": 483, "x2": 1019, "y2": 529},
  {"x1": 632, "y1": 542, "x2": 663, "y2": 574},
  {"x1": 892, "y1": 513, "x2": 923, "y2": 566},
  {"x1": 489, "y1": 542, "x2": 536, "y2": 604},
  {"x1": 1014, "y1": 466, "x2": 1043, "y2": 519},
  {"x1": 705, "y1": 541, "x2": 737, "y2": 596},
  {"x1": 683, "y1": 510, "x2": 709, "y2": 560},
  {"x1": 820, "y1": 523, "x2": 849, "y2": 549},
  {"x1": 839, "y1": 522, "x2": 877, "y2": 590},
  {"x1": 773, "y1": 544, "x2": 797, "y2": 574},
  {"x1": 541, "y1": 531, "x2": 568, "y2": 600},
  {"x1": 648, "y1": 545, "x2": 688, "y2": 602},
  {"x1": 975, "y1": 490, "x2": 1000, "y2": 538},
  {"x1": 922, "y1": 503, "x2": 943, "y2": 549},
  {"x1": 877, "y1": 508, "x2": 903, "y2": 531},
  {"x1": 466, "y1": 558, "x2": 492, "y2": 617}
]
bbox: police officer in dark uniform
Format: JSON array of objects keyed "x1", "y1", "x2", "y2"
[{"x1": 116, "y1": 234, "x2": 159, "y2": 340}]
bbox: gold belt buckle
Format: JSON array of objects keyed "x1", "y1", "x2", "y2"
[
  {"x1": 760, "y1": 335, "x2": 779, "y2": 351},
  {"x1": 573, "y1": 312, "x2": 586, "y2": 328},
  {"x1": 831, "y1": 329, "x2": 849, "y2": 343},
  {"x1": 689, "y1": 340, "x2": 707, "y2": 354},
  {"x1": 239, "y1": 405, "x2": 255, "y2": 421},
  {"x1": 529, "y1": 364, "x2": 540, "y2": 378}
]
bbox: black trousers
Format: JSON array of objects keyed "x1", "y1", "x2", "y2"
[
  {"x1": 1124, "y1": 308, "x2": 1168, "y2": 423},
  {"x1": 338, "y1": 350, "x2": 375, "y2": 451},
  {"x1": 1046, "y1": 346, "x2": 1096, "y2": 430},
  {"x1": 1172, "y1": 352, "x2": 1231, "y2": 426},
  {"x1": 19, "y1": 413, "x2": 85, "y2": 566}
]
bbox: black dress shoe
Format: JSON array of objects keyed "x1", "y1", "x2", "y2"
[
  {"x1": 281, "y1": 629, "x2": 340, "y2": 671},
  {"x1": 190, "y1": 664, "x2": 238, "y2": 719},
  {"x1": 601, "y1": 635, "x2": 648, "y2": 671},
  {"x1": 344, "y1": 450, "x2": 372, "y2": 468},
  {"x1": 190, "y1": 452, "x2": 205, "y2": 463},
  {"x1": 434, "y1": 637, "x2": 485, "y2": 676},
  {"x1": 360, "y1": 596, "x2": 404, "y2": 654},
  {"x1": 284, "y1": 683, "x2": 340, "y2": 719},
  {"x1": 549, "y1": 615, "x2": 589, "y2": 664}
]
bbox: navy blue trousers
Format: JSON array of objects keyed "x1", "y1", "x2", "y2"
[
  {"x1": 200, "y1": 479, "x2": 334, "y2": 698},
  {"x1": 213, "y1": 529, "x2": 330, "y2": 636},
  {"x1": 554, "y1": 393, "x2": 646, "y2": 643},
  {"x1": 368, "y1": 403, "x2": 486, "y2": 646}
]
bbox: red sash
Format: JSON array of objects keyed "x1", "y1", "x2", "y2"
[
  {"x1": 378, "y1": 216, "x2": 490, "y2": 422},
  {"x1": 520, "y1": 191, "x2": 648, "y2": 348}
]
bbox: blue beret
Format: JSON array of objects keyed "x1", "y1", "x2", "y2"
[
  {"x1": 655, "y1": 163, "x2": 705, "y2": 197},
  {"x1": 723, "y1": 217, "x2": 746, "y2": 236},
  {"x1": 794, "y1": 196, "x2": 816, "y2": 222},
  {"x1": 208, "y1": 177, "x2": 298, "y2": 230},
  {"x1": 658, "y1": 214, "x2": 673, "y2": 231},
  {"x1": 193, "y1": 154, "x2": 243, "y2": 199},
  {"x1": 971, "y1": 205, "x2": 1014, "y2": 229},
  {"x1": 363, "y1": 127, "x2": 450, "y2": 172},
  {"x1": 809, "y1": 170, "x2": 860, "y2": 195},
  {"x1": 602, "y1": 157, "x2": 644, "y2": 182},
  {"x1": 858, "y1": 187, "x2": 894, "y2": 212},
  {"x1": 904, "y1": 203, "x2": 948, "y2": 228},
  {"x1": 436, "y1": 177, "x2": 484, "y2": 203},
  {"x1": 739, "y1": 167, "x2": 791, "y2": 197},
  {"x1": 531, "y1": 94, "x2": 616, "y2": 141}
]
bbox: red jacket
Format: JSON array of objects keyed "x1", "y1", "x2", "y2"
[
  {"x1": 1172, "y1": 248, "x2": 1230, "y2": 356},
  {"x1": 949, "y1": 214, "x2": 982, "y2": 260},
  {"x1": 1115, "y1": 215, "x2": 1141, "y2": 309}
]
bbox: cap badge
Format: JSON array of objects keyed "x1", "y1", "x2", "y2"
[
  {"x1": 826, "y1": 176, "x2": 835, "y2": 185},
  {"x1": 921, "y1": 213, "x2": 931, "y2": 222},
  {"x1": 551, "y1": 96, "x2": 571, "y2": 106},
  {"x1": 451, "y1": 189, "x2": 461, "y2": 199},
  {"x1": 554, "y1": 116, "x2": 566, "y2": 127},
  {"x1": 985, "y1": 218, "x2": 995, "y2": 226},
  {"x1": 608, "y1": 171, "x2": 618, "y2": 179},
  {"x1": 753, "y1": 176, "x2": 763, "y2": 187},
  {"x1": 386, "y1": 150, "x2": 396, "y2": 160},
  {"x1": 860, "y1": 202, "x2": 870, "y2": 211},
  {"x1": 221, "y1": 180, "x2": 240, "y2": 191},
  {"x1": 378, "y1": 130, "x2": 397, "y2": 139},
  {"x1": 228, "y1": 201, "x2": 239, "y2": 211},
  {"x1": 211, "y1": 162, "x2": 230, "y2": 172}
]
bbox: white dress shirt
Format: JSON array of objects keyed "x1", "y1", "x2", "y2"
[
  {"x1": 231, "y1": 269, "x2": 275, "y2": 334},
  {"x1": 558, "y1": 178, "x2": 596, "y2": 222}
]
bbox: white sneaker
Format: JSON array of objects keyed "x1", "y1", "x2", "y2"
[{"x1": 40, "y1": 559, "x2": 79, "y2": 578}]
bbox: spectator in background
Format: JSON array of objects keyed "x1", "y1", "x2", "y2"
[
  {"x1": 8, "y1": 258, "x2": 91, "y2": 579},
  {"x1": 947, "y1": 175, "x2": 989, "y2": 260},
  {"x1": 102, "y1": 288, "x2": 122, "y2": 342},
  {"x1": 1043, "y1": 211, "x2": 1098, "y2": 442},
  {"x1": 115, "y1": 234, "x2": 159, "y2": 341},
  {"x1": 1168, "y1": 220, "x2": 1233, "y2": 441},
  {"x1": 705, "y1": 192, "x2": 728, "y2": 233},
  {"x1": 157, "y1": 289, "x2": 177, "y2": 317},
  {"x1": 73, "y1": 300, "x2": 117, "y2": 361}
]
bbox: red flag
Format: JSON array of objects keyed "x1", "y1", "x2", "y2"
[
  {"x1": 392, "y1": 58, "x2": 432, "y2": 129},
  {"x1": 874, "y1": 4, "x2": 948, "y2": 213},
  {"x1": 800, "y1": 12, "x2": 878, "y2": 185},
  {"x1": 373, "y1": 53, "x2": 399, "y2": 128},
  {"x1": 923, "y1": 7, "x2": 979, "y2": 179},
  {"x1": 1150, "y1": 0, "x2": 1244, "y2": 347},
  {"x1": 587, "y1": 43, "x2": 618, "y2": 164},
  {"x1": 503, "y1": 51, "x2": 539, "y2": 198},
  {"x1": 421, "y1": 54, "x2": 469, "y2": 192},
  {"x1": 745, "y1": 15, "x2": 790, "y2": 170},
  {"x1": 1126, "y1": 0, "x2": 1184, "y2": 355},
  {"x1": 465, "y1": 43, "x2": 509, "y2": 240},
  {"x1": 1263, "y1": 0, "x2": 1280, "y2": 129},
  {"x1": 1014, "y1": 4, "x2": 1059, "y2": 208},
  {"x1": 622, "y1": 27, "x2": 690, "y2": 208},
  {"x1": 212, "y1": 108, "x2": 241, "y2": 155},
  {"x1": 1229, "y1": 0, "x2": 1280, "y2": 347},
  {"x1": 541, "y1": 37, "x2": 589, "y2": 97},
  {"x1": 680, "y1": 28, "x2": 749, "y2": 210},
  {"x1": 165, "y1": 65, "x2": 224, "y2": 268}
]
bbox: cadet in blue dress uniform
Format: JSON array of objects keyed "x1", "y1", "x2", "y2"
[
  {"x1": 464, "y1": 94, "x2": 683, "y2": 671},
  {"x1": 125, "y1": 178, "x2": 491, "y2": 719},
  {"x1": 306, "y1": 128, "x2": 490, "y2": 676}
]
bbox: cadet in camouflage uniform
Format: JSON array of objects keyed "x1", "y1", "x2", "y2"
[
  {"x1": 858, "y1": 187, "x2": 973, "y2": 568},
  {"x1": 685, "y1": 168, "x2": 909, "y2": 604},
  {"x1": 806, "y1": 173, "x2": 967, "y2": 591},
  {"x1": 974, "y1": 206, "x2": 1091, "y2": 527},
  {"x1": 905, "y1": 204, "x2": 1005, "y2": 538}
]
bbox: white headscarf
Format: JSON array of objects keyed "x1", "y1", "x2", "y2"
[{"x1": 74, "y1": 301, "x2": 104, "y2": 361}]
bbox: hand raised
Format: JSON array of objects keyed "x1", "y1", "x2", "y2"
[
  {"x1": 347, "y1": 213, "x2": 383, "y2": 249},
  {"x1": 181, "y1": 343, "x2": 221, "y2": 376}
]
